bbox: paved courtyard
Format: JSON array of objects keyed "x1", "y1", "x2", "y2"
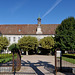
[
  {"x1": 19, "y1": 55, "x2": 75, "y2": 75},
  {"x1": 18, "y1": 55, "x2": 55, "y2": 75},
  {"x1": 0, "y1": 55, "x2": 74, "y2": 75}
]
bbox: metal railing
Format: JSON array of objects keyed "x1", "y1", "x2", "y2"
[{"x1": 55, "y1": 49, "x2": 75, "y2": 75}]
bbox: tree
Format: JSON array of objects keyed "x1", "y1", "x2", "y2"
[
  {"x1": 39, "y1": 36, "x2": 55, "y2": 54},
  {"x1": 55, "y1": 17, "x2": 75, "y2": 51},
  {"x1": 0, "y1": 36, "x2": 9, "y2": 52},
  {"x1": 18, "y1": 36, "x2": 38, "y2": 55}
]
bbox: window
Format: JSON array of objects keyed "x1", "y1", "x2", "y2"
[
  {"x1": 19, "y1": 29, "x2": 21, "y2": 32},
  {"x1": 18, "y1": 37, "x2": 20, "y2": 40},
  {"x1": 13, "y1": 37, "x2": 16, "y2": 42},
  {"x1": 9, "y1": 37, "x2": 11, "y2": 41}
]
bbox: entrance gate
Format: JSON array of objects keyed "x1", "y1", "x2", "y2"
[
  {"x1": 55, "y1": 49, "x2": 75, "y2": 75},
  {"x1": 1, "y1": 49, "x2": 75, "y2": 75},
  {"x1": 0, "y1": 53, "x2": 14, "y2": 74}
]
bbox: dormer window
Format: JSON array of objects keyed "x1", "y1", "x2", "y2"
[{"x1": 19, "y1": 29, "x2": 21, "y2": 32}]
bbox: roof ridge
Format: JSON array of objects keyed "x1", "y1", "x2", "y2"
[{"x1": 0, "y1": 24, "x2": 60, "y2": 25}]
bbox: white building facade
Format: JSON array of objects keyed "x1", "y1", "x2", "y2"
[
  {"x1": 0, "y1": 18, "x2": 59, "y2": 46},
  {"x1": 3, "y1": 34, "x2": 55, "y2": 45}
]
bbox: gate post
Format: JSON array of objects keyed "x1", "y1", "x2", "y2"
[
  {"x1": 55, "y1": 49, "x2": 57, "y2": 75},
  {"x1": 60, "y1": 52, "x2": 62, "y2": 72},
  {"x1": 12, "y1": 52, "x2": 14, "y2": 71},
  {"x1": 55, "y1": 48, "x2": 62, "y2": 74}
]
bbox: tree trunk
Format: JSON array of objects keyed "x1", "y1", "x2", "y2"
[{"x1": 26, "y1": 51, "x2": 28, "y2": 55}]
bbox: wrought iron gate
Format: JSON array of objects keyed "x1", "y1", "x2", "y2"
[
  {"x1": 0, "y1": 53, "x2": 18, "y2": 74},
  {"x1": 55, "y1": 49, "x2": 75, "y2": 75}
]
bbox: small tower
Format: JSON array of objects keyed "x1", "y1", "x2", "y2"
[
  {"x1": 37, "y1": 17, "x2": 41, "y2": 27},
  {"x1": 36, "y1": 17, "x2": 43, "y2": 34}
]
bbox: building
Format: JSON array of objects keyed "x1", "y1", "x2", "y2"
[{"x1": 0, "y1": 18, "x2": 59, "y2": 45}]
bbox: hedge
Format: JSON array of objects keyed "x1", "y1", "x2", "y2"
[
  {"x1": 62, "y1": 54, "x2": 75, "y2": 59},
  {"x1": 0, "y1": 54, "x2": 17, "y2": 63}
]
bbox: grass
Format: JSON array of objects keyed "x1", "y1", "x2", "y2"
[
  {"x1": 0, "y1": 53, "x2": 17, "y2": 63},
  {"x1": 62, "y1": 54, "x2": 75, "y2": 64}
]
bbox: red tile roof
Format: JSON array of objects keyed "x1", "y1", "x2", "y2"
[
  {"x1": 41, "y1": 24, "x2": 59, "y2": 34},
  {"x1": 0, "y1": 24, "x2": 59, "y2": 35}
]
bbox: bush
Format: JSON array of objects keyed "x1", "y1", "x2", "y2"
[
  {"x1": 0, "y1": 54, "x2": 13, "y2": 59},
  {"x1": 0, "y1": 54, "x2": 17, "y2": 63}
]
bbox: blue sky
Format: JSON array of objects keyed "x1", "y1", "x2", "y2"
[{"x1": 0, "y1": 0, "x2": 75, "y2": 24}]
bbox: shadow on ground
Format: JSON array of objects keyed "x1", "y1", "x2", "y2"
[
  {"x1": 20, "y1": 60, "x2": 55, "y2": 75},
  {"x1": 57, "y1": 67, "x2": 75, "y2": 75},
  {"x1": 20, "y1": 60, "x2": 75, "y2": 75}
]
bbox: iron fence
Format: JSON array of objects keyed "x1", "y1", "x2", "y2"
[
  {"x1": 0, "y1": 53, "x2": 18, "y2": 74},
  {"x1": 55, "y1": 49, "x2": 75, "y2": 75}
]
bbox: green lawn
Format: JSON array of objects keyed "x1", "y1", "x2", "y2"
[{"x1": 62, "y1": 54, "x2": 75, "y2": 64}]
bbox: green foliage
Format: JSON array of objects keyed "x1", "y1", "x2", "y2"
[
  {"x1": 18, "y1": 36, "x2": 38, "y2": 51},
  {"x1": 9, "y1": 43, "x2": 19, "y2": 52},
  {"x1": 39, "y1": 36, "x2": 55, "y2": 50},
  {"x1": 0, "y1": 36, "x2": 9, "y2": 51},
  {"x1": 55, "y1": 17, "x2": 75, "y2": 51},
  {"x1": 0, "y1": 53, "x2": 13, "y2": 59},
  {"x1": 0, "y1": 54, "x2": 17, "y2": 63}
]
